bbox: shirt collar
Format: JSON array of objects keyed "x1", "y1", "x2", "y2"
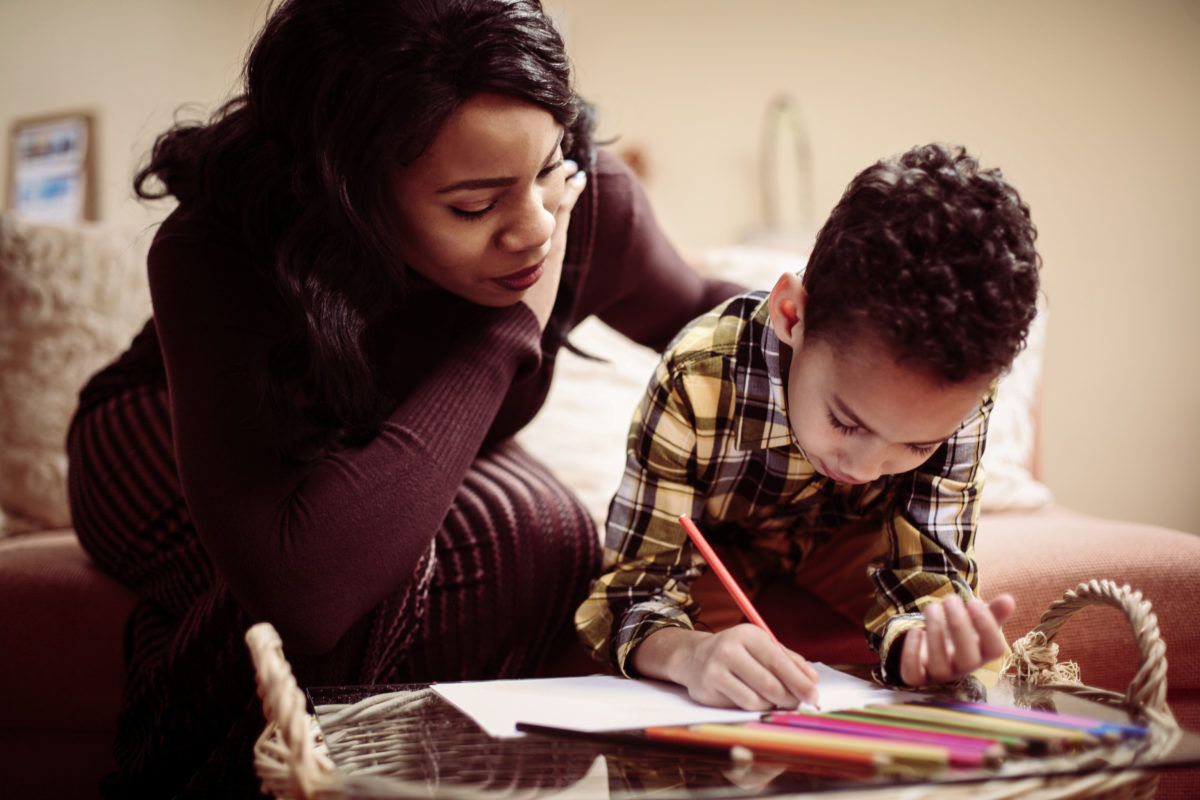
[{"x1": 733, "y1": 296, "x2": 803, "y2": 453}]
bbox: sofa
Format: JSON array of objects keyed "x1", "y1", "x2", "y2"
[{"x1": 2, "y1": 213, "x2": 1198, "y2": 799}]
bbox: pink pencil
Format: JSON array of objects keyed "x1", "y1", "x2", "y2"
[
  {"x1": 760, "y1": 713, "x2": 1003, "y2": 767},
  {"x1": 679, "y1": 514, "x2": 777, "y2": 642}
]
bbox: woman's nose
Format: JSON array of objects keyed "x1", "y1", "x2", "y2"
[{"x1": 497, "y1": 188, "x2": 554, "y2": 253}]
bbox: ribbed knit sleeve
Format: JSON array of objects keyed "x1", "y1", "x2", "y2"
[{"x1": 147, "y1": 214, "x2": 543, "y2": 654}]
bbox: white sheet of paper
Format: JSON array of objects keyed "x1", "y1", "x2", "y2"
[{"x1": 433, "y1": 663, "x2": 923, "y2": 738}]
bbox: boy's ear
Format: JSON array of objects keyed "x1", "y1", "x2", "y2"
[{"x1": 768, "y1": 272, "x2": 807, "y2": 347}]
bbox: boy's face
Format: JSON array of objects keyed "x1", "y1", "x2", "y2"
[{"x1": 769, "y1": 274, "x2": 994, "y2": 485}]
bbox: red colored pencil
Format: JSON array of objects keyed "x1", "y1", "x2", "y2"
[{"x1": 678, "y1": 514, "x2": 776, "y2": 641}]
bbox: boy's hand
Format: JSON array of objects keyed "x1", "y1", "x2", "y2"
[
  {"x1": 899, "y1": 593, "x2": 1016, "y2": 687},
  {"x1": 633, "y1": 624, "x2": 820, "y2": 711}
]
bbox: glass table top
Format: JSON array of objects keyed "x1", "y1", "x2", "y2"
[{"x1": 306, "y1": 671, "x2": 1200, "y2": 799}]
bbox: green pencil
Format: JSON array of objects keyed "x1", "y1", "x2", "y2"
[
  {"x1": 865, "y1": 703, "x2": 1095, "y2": 752},
  {"x1": 828, "y1": 708, "x2": 1033, "y2": 754}
]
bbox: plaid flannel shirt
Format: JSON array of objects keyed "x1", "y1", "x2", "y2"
[{"x1": 575, "y1": 291, "x2": 993, "y2": 684}]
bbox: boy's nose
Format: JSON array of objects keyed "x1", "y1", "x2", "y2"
[
  {"x1": 838, "y1": 446, "x2": 885, "y2": 484},
  {"x1": 840, "y1": 464, "x2": 881, "y2": 484}
]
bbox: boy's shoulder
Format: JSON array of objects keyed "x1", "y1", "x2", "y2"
[
  {"x1": 663, "y1": 289, "x2": 771, "y2": 370},
  {"x1": 646, "y1": 288, "x2": 791, "y2": 453}
]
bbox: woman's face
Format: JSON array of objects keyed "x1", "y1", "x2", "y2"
[{"x1": 391, "y1": 92, "x2": 568, "y2": 306}]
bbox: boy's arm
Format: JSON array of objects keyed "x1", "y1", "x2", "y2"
[
  {"x1": 575, "y1": 360, "x2": 712, "y2": 677},
  {"x1": 574, "y1": 379, "x2": 821, "y2": 708},
  {"x1": 865, "y1": 391, "x2": 995, "y2": 685}
]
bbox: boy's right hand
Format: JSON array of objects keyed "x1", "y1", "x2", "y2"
[{"x1": 632, "y1": 624, "x2": 821, "y2": 711}]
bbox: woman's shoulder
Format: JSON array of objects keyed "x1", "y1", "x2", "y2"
[
  {"x1": 591, "y1": 147, "x2": 641, "y2": 206},
  {"x1": 148, "y1": 206, "x2": 258, "y2": 281},
  {"x1": 579, "y1": 147, "x2": 658, "y2": 260},
  {"x1": 146, "y1": 205, "x2": 280, "y2": 326},
  {"x1": 151, "y1": 205, "x2": 243, "y2": 255}
]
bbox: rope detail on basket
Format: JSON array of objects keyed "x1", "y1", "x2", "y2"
[
  {"x1": 1005, "y1": 630, "x2": 1082, "y2": 687},
  {"x1": 1001, "y1": 579, "x2": 1173, "y2": 726}
]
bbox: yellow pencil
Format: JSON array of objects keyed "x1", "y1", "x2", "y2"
[
  {"x1": 870, "y1": 704, "x2": 1097, "y2": 749},
  {"x1": 691, "y1": 722, "x2": 951, "y2": 771}
]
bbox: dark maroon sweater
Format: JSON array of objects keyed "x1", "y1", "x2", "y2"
[{"x1": 78, "y1": 149, "x2": 741, "y2": 654}]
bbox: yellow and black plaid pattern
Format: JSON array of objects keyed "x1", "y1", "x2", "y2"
[{"x1": 575, "y1": 291, "x2": 993, "y2": 684}]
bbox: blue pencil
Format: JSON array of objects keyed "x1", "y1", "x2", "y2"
[{"x1": 919, "y1": 699, "x2": 1146, "y2": 741}]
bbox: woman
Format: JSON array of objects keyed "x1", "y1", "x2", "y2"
[{"x1": 66, "y1": 0, "x2": 741, "y2": 795}]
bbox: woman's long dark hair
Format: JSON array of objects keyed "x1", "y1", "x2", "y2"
[{"x1": 135, "y1": 0, "x2": 595, "y2": 457}]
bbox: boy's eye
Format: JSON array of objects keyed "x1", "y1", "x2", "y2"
[
  {"x1": 827, "y1": 410, "x2": 858, "y2": 435},
  {"x1": 907, "y1": 442, "x2": 939, "y2": 457}
]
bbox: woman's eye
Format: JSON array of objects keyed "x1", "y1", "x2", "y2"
[
  {"x1": 538, "y1": 158, "x2": 565, "y2": 179},
  {"x1": 450, "y1": 203, "x2": 494, "y2": 221}
]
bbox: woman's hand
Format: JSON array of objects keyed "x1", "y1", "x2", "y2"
[
  {"x1": 521, "y1": 162, "x2": 587, "y2": 330},
  {"x1": 633, "y1": 625, "x2": 821, "y2": 711},
  {"x1": 899, "y1": 593, "x2": 1015, "y2": 687}
]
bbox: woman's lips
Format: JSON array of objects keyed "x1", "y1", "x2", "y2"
[{"x1": 492, "y1": 261, "x2": 545, "y2": 292}]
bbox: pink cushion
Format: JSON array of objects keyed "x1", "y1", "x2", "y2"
[
  {"x1": 0, "y1": 530, "x2": 135, "y2": 730},
  {"x1": 977, "y1": 506, "x2": 1200, "y2": 699}
]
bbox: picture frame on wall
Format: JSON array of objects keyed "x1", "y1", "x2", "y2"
[{"x1": 6, "y1": 111, "x2": 96, "y2": 224}]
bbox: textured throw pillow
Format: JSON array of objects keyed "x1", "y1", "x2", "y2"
[
  {"x1": 978, "y1": 304, "x2": 1054, "y2": 511},
  {"x1": 0, "y1": 212, "x2": 152, "y2": 534},
  {"x1": 518, "y1": 245, "x2": 1052, "y2": 525}
]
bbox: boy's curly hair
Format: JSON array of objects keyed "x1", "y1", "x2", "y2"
[{"x1": 802, "y1": 143, "x2": 1041, "y2": 382}]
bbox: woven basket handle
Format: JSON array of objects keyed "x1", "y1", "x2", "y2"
[
  {"x1": 1005, "y1": 579, "x2": 1171, "y2": 723},
  {"x1": 245, "y1": 622, "x2": 337, "y2": 799}
]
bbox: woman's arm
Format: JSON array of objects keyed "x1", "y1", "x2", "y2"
[{"x1": 149, "y1": 216, "x2": 543, "y2": 654}]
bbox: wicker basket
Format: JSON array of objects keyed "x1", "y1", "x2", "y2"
[{"x1": 245, "y1": 579, "x2": 1180, "y2": 800}]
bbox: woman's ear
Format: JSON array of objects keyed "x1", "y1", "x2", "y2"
[{"x1": 768, "y1": 272, "x2": 807, "y2": 347}]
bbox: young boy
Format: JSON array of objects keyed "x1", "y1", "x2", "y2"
[{"x1": 575, "y1": 143, "x2": 1041, "y2": 711}]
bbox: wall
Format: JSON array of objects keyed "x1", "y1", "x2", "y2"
[
  {"x1": 2, "y1": 0, "x2": 1197, "y2": 534},
  {"x1": 0, "y1": 0, "x2": 265, "y2": 228},
  {"x1": 551, "y1": 0, "x2": 1200, "y2": 535}
]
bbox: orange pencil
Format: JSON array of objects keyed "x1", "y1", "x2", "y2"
[
  {"x1": 698, "y1": 723, "x2": 949, "y2": 772},
  {"x1": 678, "y1": 514, "x2": 776, "y2": 641},
  {"x1": 645, "y1": 724, "x2": 889, "y2": 774}
]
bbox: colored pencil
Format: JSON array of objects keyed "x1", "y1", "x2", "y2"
[
  {"x1": 690, "y1": 722, "x2": 951, "y2": 772},
  {"x1": 920, "y1": 699, "x2": 1146, "y2": 740},
  {"x1": 825, "y1": 714, "x2": 1032, "y2": 758},
  {"x1": 515, "y1": 722, "x2": 753, "y2": 763},
  {"x1": 871, "y1": 703, "x2": 1097, "y2": 749},
  {"x1": 678, "y1": 514, "x2": 777, "y2": 642},
  {"x1": 646, "y1": 723, "x2": 891, "y2": 774},
  {"x1": 762, "y1": 711, "x2": 1005, "y2": 767}
]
